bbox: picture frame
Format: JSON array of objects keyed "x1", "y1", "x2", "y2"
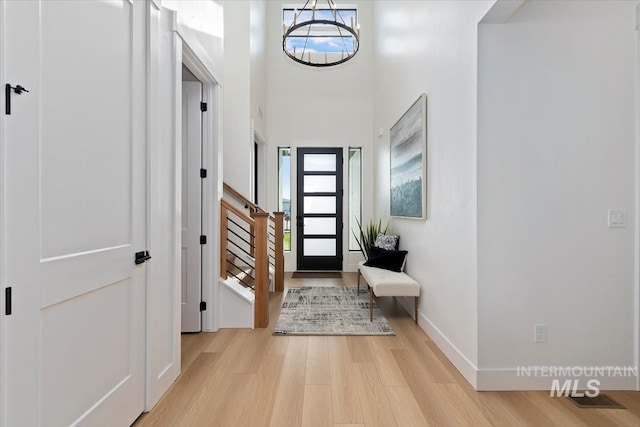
[{"x1": 390, "y1": 94, "x2": 427, "y2": 219}]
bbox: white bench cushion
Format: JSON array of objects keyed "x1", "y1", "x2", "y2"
[{"x1": 359, "y1": 262, "x2": 420, "y2": 297}]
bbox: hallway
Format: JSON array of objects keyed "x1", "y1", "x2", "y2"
[{"x1": 134, "y1": 273, "x2": 640, "y2": 426}]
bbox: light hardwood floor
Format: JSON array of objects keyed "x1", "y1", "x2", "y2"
[{"x1": 134, "y1": 273, "x2": 640, "y2": 427}]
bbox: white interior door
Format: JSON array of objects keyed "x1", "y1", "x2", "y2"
[
  {"x1": 181, "y1": 81, "x2": 203, "y2": 333},
  {"x1": 145, "y1": 4, "x2": 182, "y2": 409},
  {"x1": 3, "y1": 1, "x2": 146, "y2": 426}
]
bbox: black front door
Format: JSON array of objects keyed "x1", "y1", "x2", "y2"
[{"x1": 296, "y1": 148, "x2": 343, "y2": 270}]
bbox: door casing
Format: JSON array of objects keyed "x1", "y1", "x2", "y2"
[{"x1": 178, "y1": 26, "x2": 223, "y2": 334}]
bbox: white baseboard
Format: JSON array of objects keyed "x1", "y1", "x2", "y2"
[
  {"x1": 396, "y1": 297, "x2": 478, "y2": 389},
  {"x1": 395, "y1": 297, "x2": 638, "y2": 392}
]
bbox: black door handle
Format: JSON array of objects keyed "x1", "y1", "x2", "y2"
[
  {"x1": 5, "y1": 287, "x2": 11, "y2": 315},
  {"x1": 5, "y1": 83, "x2": 29, "y2": 115},
  {"x1": 135, "y1": 251, "x2": 151, "y2": 265}
]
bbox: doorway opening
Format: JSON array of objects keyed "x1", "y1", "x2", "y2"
[
  {"x1": 180, "y1": 38, "x2": 222, "y2": 336},
  {"x1": 254, "y1": 141, "x2": 259, "y2": 204},
  {"x1": 253, "y1": 132, "x2": 266, "y2": 207},
  {"x1": 296, "y1": 147, "x2": 343, "y2": 271},
  {"x1": 181, "y1": 64, "x2": 204, "y2": 333}
]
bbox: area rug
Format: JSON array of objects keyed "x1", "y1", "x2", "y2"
[
  {"x1": 273, "y1": 286, "x2": 395, "y2": 336},
  {"x1": 291, "y1": 271, "x2": 342, "y2": 279}
]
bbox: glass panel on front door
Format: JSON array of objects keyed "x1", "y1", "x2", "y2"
[
  {"x1": 303, "y1": 154, "x2": 337, "y2": 172},
  {"x1": 304, "y1": 196, "x2": 336, "y2": 214},
  {"x1": 304, "y1": 175, "x2": 336, "y2": 193},
  {"x1": 303, "y1": 218, "x2": 336, "y2": 235},
  {"x1": 297, "y1": 148, "x2": 343, "y2": 270}
]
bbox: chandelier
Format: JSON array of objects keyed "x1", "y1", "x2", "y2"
[{"x1": 282, "y1": 0, "x2": 360, "y2": 67}]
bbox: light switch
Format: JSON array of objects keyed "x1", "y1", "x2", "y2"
[{"x1": 608, "y1": 209, "x2": 626, "y2": 227}]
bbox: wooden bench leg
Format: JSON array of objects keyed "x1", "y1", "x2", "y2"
[
  {"x1": 415, "y1": 296, "x2": 419, "y2": 324},
  {"x1": 370, "y1": 289, "x2": 373, "y2": 322}
]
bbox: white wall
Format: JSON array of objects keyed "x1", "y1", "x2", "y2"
[
  {"x1": 477, "y1": 0, "x2": 638, "y2": 389},
  {"x1": 251, "y1": 0, "x2": 267, "y2": 140},
  {"x1": 373, "y1": 0, "x2": 494, "y2": 385},
  {"x1": 250, "y1": 0, "x2": 268, "y2": 205},
  {"x1": 221, "y1": 0, "x2": 268, "y2": 199},
  {"x1": 265, "y1": 1, "x2": 375, "y2": 272},
  {"x1": 223, "y1": 1, "x2": 253, "y2": 195}
]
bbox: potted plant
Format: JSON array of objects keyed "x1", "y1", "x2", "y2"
[{"x1": 353, "y1": 218, "x2": 390, "y2": 260}]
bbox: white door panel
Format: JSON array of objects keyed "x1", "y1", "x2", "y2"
[
  {"x1": 41, "y1": 279, "x2": 134, "y2": 425},
  {"x1": 4, "y1": 1, "x2": 146, "y2": 426},
  {"x1": 181, "y1": 81, "x2": 203, "y2": 333},
  {"x1": 40, "y1": 0, "x2": 133, "y2": 259},
  {"x1": 40, "y1": 245, "x2": 132, "y2": 308},
  {"x1": 146, "y1": 4, "x2": 181, "y2": 409}
]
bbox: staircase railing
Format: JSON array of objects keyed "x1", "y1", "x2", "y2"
[
  {"x1": 270, "y1": 212, "x2": 284, "y2": 293},
  {"x1": 220, "y1": 183, "x2": 285, "y2": 328},
  {"x1": 223, "y1": 183, "x2": 266, "y2": 214}
]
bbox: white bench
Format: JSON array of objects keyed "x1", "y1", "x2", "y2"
[{"x1": 357, "y1": 261, "x2": 420, "y2": 323}]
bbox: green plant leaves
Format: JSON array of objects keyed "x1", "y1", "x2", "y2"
[{"x1": 352, "y1": 217, "x2": 390, "y2": 259}]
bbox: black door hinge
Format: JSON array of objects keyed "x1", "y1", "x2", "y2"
[
  {"x1": 200, "y1": 168, "x2": 207, "y2": 178},
  {"x1": 200, "y1": 235, "x2": 207, "y2": 245},
  {"x1": 135, "y1": 251, "x2": 151, "y2": 265},
  {"x1": 200, "y1": 301, "x2": 207, "y2": 311},
  {"x1": 200, "y1": 102, "x2": 207, "y2": 112},
  {"x1": 5, "y1": 287, "x2": 12, "y2": 316}
]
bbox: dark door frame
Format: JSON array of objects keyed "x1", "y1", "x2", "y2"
[{"x1": 296, "y1": 147, "x2": 343, "y2": 270}]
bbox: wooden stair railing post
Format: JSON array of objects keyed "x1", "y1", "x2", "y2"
[
  {"x1": 273, "y1": 212, "x2": 285, "y2": 292},
  {"x1": 253, "y1": 211, "x2": 270, "y2": 328}
]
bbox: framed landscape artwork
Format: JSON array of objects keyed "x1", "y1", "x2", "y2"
[{"x1": 390, "y1": 94, "x2": 427, "y2": 219}]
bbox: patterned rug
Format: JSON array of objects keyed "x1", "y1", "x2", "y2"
[{"x1": 272, "y1": 286, "x2": 395, "y2": 336}]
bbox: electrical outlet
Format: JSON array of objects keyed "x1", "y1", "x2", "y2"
[
  {"x1": 534, "y1": 324, "x2": 546, "y2": 343},
  {"x1": 608, "y1": 209, "x2": 626, "y2": 227}
]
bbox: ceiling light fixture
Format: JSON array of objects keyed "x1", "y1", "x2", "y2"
[{"x1": 282, "y1": 0, "x2": 360, "y2": 67}]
